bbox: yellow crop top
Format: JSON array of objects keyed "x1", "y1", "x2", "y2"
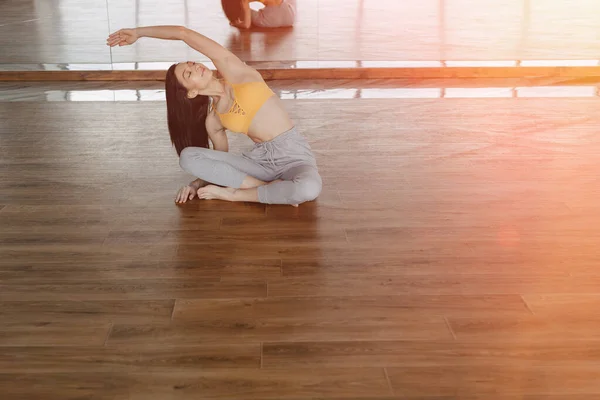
[{"x1": 214, "y1": 80, "x2": 275, "y2": 134}]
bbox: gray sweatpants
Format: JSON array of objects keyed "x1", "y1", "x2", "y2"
[
  {"x1": 178, "y1": 126, "x2": 322, "y2": 205},
  {"x1": 250, "y1": 0, "x2": 296, "y2": 28}
]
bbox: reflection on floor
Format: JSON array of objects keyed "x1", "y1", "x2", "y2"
[
  {"x1": 2, "y1": 79, "x2": 600, "y2": 398},
  {"x1": 2, "y1": 79, "x2": 600, "y2": 102},
  {"x1": 1, "y1": 0, "x2": 599, "y2": 66}
]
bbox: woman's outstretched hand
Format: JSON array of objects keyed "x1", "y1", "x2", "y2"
[
  {"x1": 175, "y1": 185, "x2": 197, "y2": 204},
  {"x1": 106, "y1": 29, "x2": 139, "y2": 47}
]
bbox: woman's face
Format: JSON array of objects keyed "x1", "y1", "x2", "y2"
[{"x1": 175, "y1": 61, "x2": 213, "y2": 95}]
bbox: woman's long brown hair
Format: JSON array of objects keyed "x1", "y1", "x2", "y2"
[
  {"x1": 165, "y1": 64, "x2": 210, "y2": 155},
  {"x1": 221, "y1": 0, "x2": 244, "y2": 24}
]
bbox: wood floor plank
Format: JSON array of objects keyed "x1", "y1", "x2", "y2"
[
  {"x1": 0, "y1": 279, "x2": 267, "y2": 301},
  {"x1": 0, "y1": 204, "x2": 223, "y2": 231},
  {"x1": 219, "y1": 215, "x2": 346, "y2": 233},
  {"x1": 449, "y1": 396, "x2": 600, "y2": 400},
  {"x1": 448, "y1": 315, "x2": 600, "y2": 340},
  {"x1": 0, "y1": 369, "x2": 392, "y2": 400},
  {"x1": 0, "y1": 322, "x2": 111, "y2": 346},
  {"x1": 280, "y1": 258, "x2": 573, "y2": 277},
  {"x1": 0, "y1": 259, "x2": 282, "y2": 282},
  {"x1": 218, "y1": 261, "x2": 283, "y2": 281},
  {"x1": 263, "y1": 340, "x2": 600, "y2": 369},
  {"x1": 0, "y1": 300, "x2": 175, "y2": 324},
  {"x1": 104, "y1": 226, "x2": 345, "y2": 246},
  {"x1": 266, "y1": 275, "x2": 600, "y2": 297},
  {"x1": 103, "y1": 228, "x2": 221, "y2": 246},
  {"x1": 345, "y1": 225, "x2": 600, "y2": 247},
  {"x1": 386, "y1": 366, "x2": 600, "y2": 397},
  {"x1": 0, "y1": 344, "x2": 261, "y2": 372},
  {"x1": 0, "y1": 244, "x2": 179, "y2": 264},
  {"x1": 176, "y1": 240, "x2": 351, "y2": 262},
  {"x1": 523, "y1": 294, "x2": 600, "y2": 317},
  {"x1": 0, "y1": 228, "x2": 110, "y2": 246},
  {"x1": 108, "y1": 315, "x2": 451, "y2": 345},
  {"x1": 173, "y1": 295, "x2": 531, "y2": 321},
  {"x1": 207, "y1": 237, "x2": 600, "y2": 264}
]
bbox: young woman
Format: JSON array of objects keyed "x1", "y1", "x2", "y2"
[
  {"x1": 223, "y1": 0, "x2": 296, "y2": 29},
  {"x1": 106, "y1": 25, "x2": 321, "y2": 206}
]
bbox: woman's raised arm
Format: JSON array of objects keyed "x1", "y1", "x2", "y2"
[{"x1": 107, "y1": 26, "x2": 256, "y2": 82}]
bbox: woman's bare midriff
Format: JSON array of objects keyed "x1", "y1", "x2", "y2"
[{"x1": 246, "y1": 95, "x2": 294, "y2": 143}]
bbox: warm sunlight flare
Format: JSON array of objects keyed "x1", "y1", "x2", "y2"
[{"x1": 2, "y1": 0, "x2": 600, "y2": 399}]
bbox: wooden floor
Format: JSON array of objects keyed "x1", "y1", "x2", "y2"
[
  {"x1": 2, "y1": 81, "x2": 600, "y2": 399},
  {"x1": 1, "y1": 0, "x2": 600, "y2": 66}
]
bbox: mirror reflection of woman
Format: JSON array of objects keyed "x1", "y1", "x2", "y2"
[{"x1": 229, "y1": 0, "x2": 296, "y2": 29}]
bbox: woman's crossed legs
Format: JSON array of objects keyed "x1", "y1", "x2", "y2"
[{"x1": 178, "y1": 146, "x2": 322, "y2": 205}]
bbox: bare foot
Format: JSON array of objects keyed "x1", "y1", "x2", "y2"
[
  {"x1": 197, "y1": 181, "x2": 299, "y2": 206},
  {"x1": 197, "y1": 185, "x2": 236, "y2": 201}
]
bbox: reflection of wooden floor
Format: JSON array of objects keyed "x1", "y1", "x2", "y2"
[
  {"x1": 5, "y1": 63, "x2": 600, "y2": 82},
  {"x1": 2, "y1": 86, "x2": 600, "y2": 398},
  {"x1": 1, "y1": 0, "x2": 600, "y2": 65},
  {"x1": 3, "y1": 78, "x2": 600, "y2": 101}
]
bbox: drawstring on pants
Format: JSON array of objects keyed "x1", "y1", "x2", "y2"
[
  {"x1": 254, "y1": 141, "x2": 277, "y2": 168},
  {"x1": 243, "y1": 126, "x2": 302, "y2": 169},
  {"x1": 265, "y1": 141, "x2": 276, "y2": 167}
]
